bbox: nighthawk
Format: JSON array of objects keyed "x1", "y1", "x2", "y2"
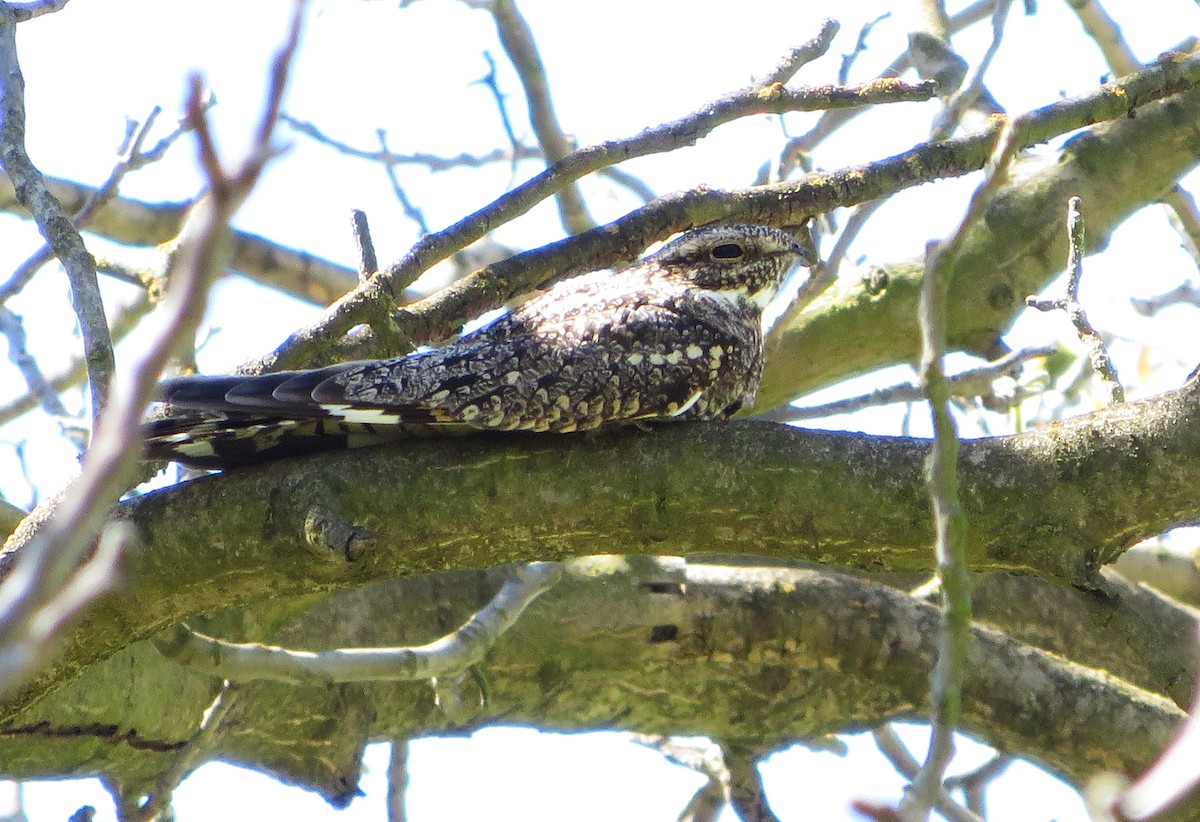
[{"x1": 145, "y1": 224, "x2": 812, "y2": 469}]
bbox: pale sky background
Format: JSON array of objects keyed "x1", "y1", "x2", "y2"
[{"x1": 2, "y1": 0, "x2": 1200, "y2": 819}]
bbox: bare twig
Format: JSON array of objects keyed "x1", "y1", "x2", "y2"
[
  {"x1": 632, "y1": 735, "x2": 729, "y2": 822},
  {"x1": 287, "y1": 108, "x2": 656, "y2": 206},
  {"x1": 1069, "y1": 2, "x2": 1200, "y2": 278},
  {"x1": 873, "y1": 725, "x2": 983, "y2": 822},
  {"x1": 0, "y1": 290, "x2": 153, "y2": 428},
  {"x1": 377, "y1": 129, "x2": 431, "y2": 235},
  {"x1": 901, "y1": 119, "x2": 1023, "y2": 822},
  {"x1": 475, "y1": 50, "x2": 522, "y2": 172},
  {"x1": 1027, "y1": 197, "x2": 1125, "y2": 404},
  {"x1": 598, "y1": 165, "x2": 655, "y2": 204},
  {"x1": 943, "y1": 752, "x2": 1012, "y2": 814},
  {"x1": 350, "y1": 209, "x2": 377, "y2": 284},
  {"x1": 838, "y1": 13, "x2": 892, "y2": 86},
  {"x1": 724, "y1": 744, "x2": 781, "y2": 822},
  {"x1": 0, "y1": 171, "x2": 359, "y2": 306},
  {"x1": 1162, "y1": 185, "x2": 1200, "y2": 266},
  {"x1": 8, "y1": 0, "x2": 69, "y2": 22},
  {"x1": 0, "y1": 4, "x2": 112, "y2": 418},
  {"x1": 760, "y1": 344, "x2": 1057, "y2": 422},
  {"x1": 1131, "y1": 280, "x2": 1200, "y2": 316},
  {"x1": 783, "y1": 197, "x2": 883, "y2": 312},
  {"x1": 125, "y1": 682, "x2": 241, "y2": 822},
  {"x1": 282, "y1": 111, "x2": 540, "y2": 169},
  {"x1": 932, "y1": 0, "x2": 1013, "y2": 138},
  {"x1": 0, "y1": 245, "x2": 53, "y2": 305},
  {"x1": 756, "y1": 18, "x2": 840, "y2": 85},
  {"x1": 154, "y1": 562, "x2": 563, "y2": 684},
  {"x1": 387, "y1": 739, "x2": 411, "y2": 822},
  {"x1": 785, "y1": 0, "x2": 999, "y2": 158},
  {"x1": 0, "y1": 0, "x2": 303, "y2": 693},
  {"x1": 0, "y1": 99, "x2": 188, "y2": 303},
  {"x1": 490, "y1": 0, "x2": 593, "y2": 235},
  {"x1": 1069, "y1": 0, "x2": 1141, "y2": 77},
  {"x1": 0, "y1": 306, "x2": 69, "y2": 417}
]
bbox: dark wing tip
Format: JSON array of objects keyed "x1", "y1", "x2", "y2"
[
  {"x1": 157, "y1": 363, "x2": 367, "y2": 415},
  {"x1": 157, "y1": 375, "x2": 249, "y2": 410}
]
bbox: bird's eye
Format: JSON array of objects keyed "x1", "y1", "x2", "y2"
[{"x1": 712, "y1": 243, "x2": 744, "y2": 260}]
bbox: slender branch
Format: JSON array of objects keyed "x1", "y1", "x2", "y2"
[
  {"x1": 759, "y1": 345, "x2": 1057, "y2": 422},
  {"x1": 0, "y1": 0, "x2": 303, "y2": 692},
  {"x1": 943, "y1": 752, "x2": 1012, "y2": 814},
  {"x1": 838, "y1": 13, "x2": 891, "y2": 86},
  {"x1": 1068, "y1": 1, "x2": 1200, "y2": 279},
  {"x1": 376, "y1": 129, "x2": 431, "y2": 236},
  {"x1": 0, "y1": 3, "x2": 111, "y2": 418},
  {"x1": 632, "y1": 736, "x2": 730, "y2": 822},
  {"x1": 0, "y1": 290, "x2": 152, "y2": 428},
  {"x1": 903, "y1": 119, "x2": 1023, "y2": 822},
  {"x1": 0, "y1": 172, "x2": 359, "y2": 306},
  {"x1": 1162, "y1": 185, "x2": 1200, "y2": 267},
  {"x1": 8, "y1": 0, "x2": 69, "y2": 22},
  {"x1": 1068, "y1": 0, "x2": 1141, "y2": 77},
  {"x1": 0, "y1": 104, "x2": 196, "y2": 312},
  {"x1": 491, "y1": 0, "x2": 593, "y2": 234},
  {"x1": 785, "y1": 0, "x2": 999, "y2": 157},
  {"x1": 254, "y1": 64, "x2": 938, "y2": 370},
  {"x1": 1131, "y1": 280, "x2": 1200, "y2": 316},
  {"x1": 723, "y1": 744, "x2": 780, "y2": 822},
  {"x1": 154, "y1": 562, "x2": 563, "y2": 684},
  {"x1": 287, "y1": 107, "x2": 657, "y2": 205},
  {"x1": 873, "y1": 725, "x2": 983, "y2": 822},
  {"x1": 597, "y1": 165, "x2": 655, "y2": 203},
  {"x1": 475, "y1": 49, "x2": 521, "y2": 175},
  {"x1": 0, "y1": 306, "x2": 69, "y2": 417},
  {"x1": 757, "y1": 19, "x2": 840, "y2": 85},
  {"x1": 124, "y1": 682, "x2": 240, "y2": 822},
  {"x1": 387, "y1": 739, "x2": 410, "y2": 822},
  {"x1": 818, "y1": 199, "x2": 883, "y2": 285},
  {"x1": 1027, "y1": 197, "x2": 1125, "y2": 404},
  {"x1": 350, "y1": 209, "x2": 377, "y2": 284},
  {"x1": 282, "y1": 111, "x2": 541, "y2": 169},
  {"x1": 932, "y1": 0, "x2": 1012, "y2": 138}
]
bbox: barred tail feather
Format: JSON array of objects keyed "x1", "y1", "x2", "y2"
[{"x1": 143, "y1": 414, "x2": 423, "y2": 469}]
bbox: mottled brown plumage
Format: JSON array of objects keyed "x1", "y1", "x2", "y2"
[{"x1": 146, "y1": 224, "x2": 812, "y2": 468}]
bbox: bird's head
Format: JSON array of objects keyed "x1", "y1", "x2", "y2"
[{"x1": 649, "y1": 224, "x2": 815, "y2": 309}]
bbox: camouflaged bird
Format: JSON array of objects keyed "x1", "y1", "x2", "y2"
[{"x1": 145, "y1": 224, "x2": 812, "y2": 468}]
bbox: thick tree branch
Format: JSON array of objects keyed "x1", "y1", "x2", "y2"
[
  {"x1": 3, "y1": 373, "x2": 1199, "y2": 718},
  {"x1": 0, "y1": 562, "x2": 1185, "y2": 811}
]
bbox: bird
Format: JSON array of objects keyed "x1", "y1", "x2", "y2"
[{"x1": 144, "y1": 223, "x2": 813, "y2": 469}]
